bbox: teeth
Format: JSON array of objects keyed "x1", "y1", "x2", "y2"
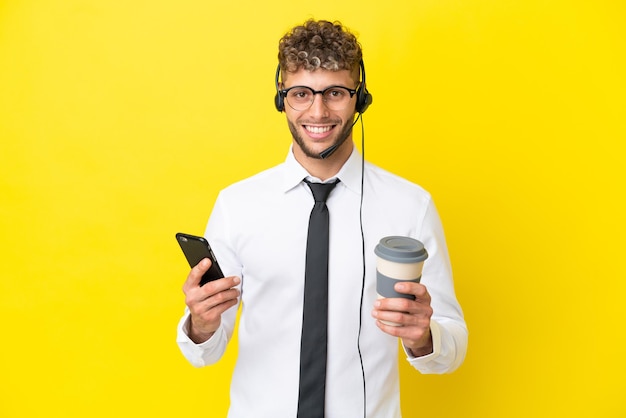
[{"x1": 306, "y1": 125, "x2": 332, "y2": 134}]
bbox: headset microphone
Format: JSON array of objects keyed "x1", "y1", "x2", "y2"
[
  {"x1": 319, "y1": 144, "x2": 339, "y2": 159},
  {"x1": 318, "y1": 113, "x2": 363, "y2": 159}
]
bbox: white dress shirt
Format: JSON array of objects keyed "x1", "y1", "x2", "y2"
[{"x1": 177, "y1": 145, "x2": 468, "y2": 418}]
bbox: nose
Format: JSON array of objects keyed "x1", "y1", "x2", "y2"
[{"x1": 308, "y1": 93, "x2": 330, "y2": 118}]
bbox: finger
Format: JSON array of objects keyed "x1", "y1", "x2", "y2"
[
  {"x1": 200, "y1": 275, "x2": 241, "y2": 296},
  {"x1": 373, "y1": 310, "x2": 431, "y2": 335},
  {"x1": 374, "y1": 297, "x2": 433, "y2": 320},
  {"x1": 394, "y1": 282, "x2": 431, "y2": 303},
  {"x1": 191, "y1": 286, "x2": 240, "y2": 318},
  {"x1": 376, "y1": 297, "x2": 416, "y2": 314},
  {"x1": 207, "y1": 287, "x2": 241, "y2": 312},
  {"x1": 183, "y1": 258, "x2": 212, "y2": 291},
  {"x1": 185, "y1": 275, "x2": 240, "y2": 308},
  {"x1": 375, "y1": 318, "x2": 433, "y2": 354}
]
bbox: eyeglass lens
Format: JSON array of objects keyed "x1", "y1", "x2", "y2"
[{"x1": 285, "y1": 86, "x2": 353, "y2": 111}]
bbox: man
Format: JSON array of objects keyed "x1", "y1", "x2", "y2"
[{"x1": 177, "y1": 19, "x2": 467, "y2": 418}]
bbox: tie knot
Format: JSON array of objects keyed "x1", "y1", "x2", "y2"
[{"x1": 304, "y1": 179, "x2": 339, "y2": 203}]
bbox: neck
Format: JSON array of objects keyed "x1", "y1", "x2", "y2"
[{"x1": 294, "y1": 142, "x2": 353, "y2": 181}]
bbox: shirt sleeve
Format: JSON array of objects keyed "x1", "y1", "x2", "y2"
[
  {"x1": 405, "y1": 198, "x2": 468, "y2": 373},
  {"x1": 175, "y1": 192, "x2": 242, "y2": 367}
]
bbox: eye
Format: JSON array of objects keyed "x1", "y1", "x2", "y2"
[
  {"x1": 288, "y1": 88, "x2": 311, "y2": 101},
  {"x1": 326, "y1": 88, "x2": 345, "y2": 99}
]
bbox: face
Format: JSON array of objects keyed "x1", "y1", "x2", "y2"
[{"x1": 282, "y1": 68, "x2": 358, "y2": 160}]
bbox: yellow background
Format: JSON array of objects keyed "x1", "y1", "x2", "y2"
[{"x1": 1, "y1": 1, "x2": 624, "y2": 417}]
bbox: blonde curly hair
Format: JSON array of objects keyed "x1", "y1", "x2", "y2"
[{"x1": 278, "y1": 19, "x2": 362, "y2": 79}]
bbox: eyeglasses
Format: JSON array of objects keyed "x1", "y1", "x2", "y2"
[{"x1": 279, "y1": 85, "x2": 357, "y2": 111}]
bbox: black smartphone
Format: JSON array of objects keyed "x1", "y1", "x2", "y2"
[{"x1": 175, "y1": 232, "x2": 224, "y2": 286}]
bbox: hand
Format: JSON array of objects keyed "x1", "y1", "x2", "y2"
[
  {"x1": 372, "y1": 281, "x2": 434, "y2": 357},
  {"x1": 182, "y1": 258, "x2": 240, "y2": 344}
]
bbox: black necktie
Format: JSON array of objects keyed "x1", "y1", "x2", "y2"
[{"x1": 297, "y1": 179, "x2": 339, "y2": 418}]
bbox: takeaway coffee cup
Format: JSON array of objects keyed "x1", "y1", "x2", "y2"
[{"x1": 375, "y1": 236, "x2": 428, "y2": 326}]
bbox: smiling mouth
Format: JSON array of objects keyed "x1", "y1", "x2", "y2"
[{"x1": 304, "y1": 125, "x2": 334, "y2": 134}]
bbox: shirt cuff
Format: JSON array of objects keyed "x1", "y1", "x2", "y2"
[
  {"x1": 177, "y1": 312, "x2": 226, "y2": 367},
  {"x1": 403, "y1": 319, "x2": 442, "y2": 362}
]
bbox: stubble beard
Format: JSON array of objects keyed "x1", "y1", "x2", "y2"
[{"x1": 288, "y1": 119, "x2": 354, "y2": 159}]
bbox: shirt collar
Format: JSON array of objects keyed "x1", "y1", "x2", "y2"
[{"x1": 280, "y1": 144, "x2": 363, "y2": 195}]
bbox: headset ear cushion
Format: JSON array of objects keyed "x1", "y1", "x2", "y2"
[
  {"x1": 355, "y1": 60, "x2": 372, "y2": 113},
  {"x1": 274, "y1": 65, "x2": 284, "y2": 112},
  {"x1": 356, "y1": 86, "x2": 372, "y2": 114},
  {"x1": 275, "y1": 92, "x2": 284, "y2": 112}
]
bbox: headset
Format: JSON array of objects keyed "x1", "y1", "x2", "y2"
[{"x1": 274, "y1": 59, "x2": 373, "y2": 114}]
